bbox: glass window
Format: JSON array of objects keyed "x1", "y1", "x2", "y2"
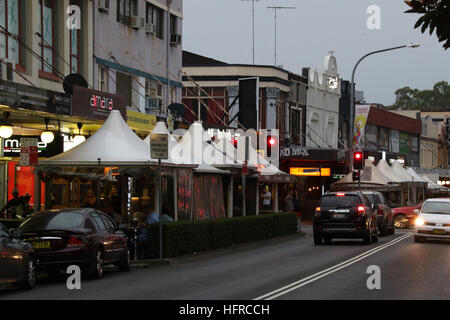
[
  {"x1": 421, "y1": 201, "x2": 450, "y2": 214},
  {"x1": 20, "y1": 211, "x2": 84, "y2": 232},
  {"x1": 0, "y1": 0, "x2": 21, "y2": 65},
  {"x1": 99, "y1": 212, "x2": 116, "y2": 230},
  {"x1": 0, "y1": 223, "x2": 9, "y2": 237},
  {"x1": 38, "y1": 0, "x2": 54, "y2": 73},
  {"x1": 69, "y1": 0, "x2": 80, "y2": 74},
  {"x1": 90, "y1": 212, "x2": 106, "y2": 231},
  {"x1": 98, "y1": 65, "x2": 108, "y2": 91},
  {"x1": 319, "y1": 195, "x2": 360, "y2": 208}
]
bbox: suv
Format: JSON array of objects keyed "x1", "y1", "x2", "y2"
[
  {"x1": 314, "y1": 191, "x2": 378, "y2": 245},
  {"x1": 361, "y1": 190, "x2": 395, "y2": 236}
]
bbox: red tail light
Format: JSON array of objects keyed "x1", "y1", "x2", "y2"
[
  {"x1": 315, "y1": 207, "x2": 321, "y2": 217},
  {"x1": 336, "y1": 192, "x2": 345, "y2": 196},
  {"x1": 67, "y1": 236, "x2": 84, "y2": 248},
  {"x1": 357, "y1": 206, "x2": 365, "y2": 215},
  {"x1": 377, "y1": 208, "x2": 383, "y2": 216}
]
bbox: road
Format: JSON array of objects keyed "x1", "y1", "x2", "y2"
[{"x1": 1, "y1": 226, "x2": 449, "y2": 300}]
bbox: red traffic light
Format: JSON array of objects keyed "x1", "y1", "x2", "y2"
[
  {"x1": 268, "y1": 137, "x2": 276, "y2": 145},
  {"x1": 353, "y1": 151, "x2": 364, "y2": 170}
]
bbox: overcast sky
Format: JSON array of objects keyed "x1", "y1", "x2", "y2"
[{"x1": 183, "y1": 0, "x2": 450, "y2": 106}]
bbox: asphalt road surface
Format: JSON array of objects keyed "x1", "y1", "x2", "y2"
[{"x1": 1, "y1": 226, "x2": 449, "y2": 300}]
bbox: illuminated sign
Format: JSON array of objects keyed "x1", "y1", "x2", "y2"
[
  {"x1": 3, "y1": 135, "x2": 63, "y2": 158},
  {"x1": 290, "y1": 167, "x2": 331, "y2": 177}
]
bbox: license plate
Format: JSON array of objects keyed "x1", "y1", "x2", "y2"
[
  {"x1": 432, "y1": 229, "x2": 446, "y2": 235},
  {"x1": 332, "y1": 213, "x2": 347, "y2": 219},
  {"x1": 31, "y1": 241, "x2": 50, "y2": 249}
]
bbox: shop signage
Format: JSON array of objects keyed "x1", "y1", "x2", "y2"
[
  {"x1": 378, "y1": 127, "x2": 389, "y2": 151},
  {"x1": 399, "y1": 132, "x2": 410, "y2": 154},
  {"x1": 361, "y1": 166, "x2": 372, "y2": 182},
  {"x1": 72, "y1": 85, "x2": 126, "y2": 121},
  {"x1": 353, "y1": 105, "x2": 371, "y2": 147},
  {"x1": 281, "y1": 146, "x2": 309, "y2": 158},
  {"x1": 3, "y1": 135, "x2": 64, "y2": 158},
  {"x1": 0, "y1": 80, "x2": 71, "y2": 115},
  {"x1": 126, "y1": 108, "x2": 156, "y2": 132},
  {"x1": 150, "y1": 133, "x2": 169, "y2": 159},
  {"x1": 290, "y1": 167, "x2": 331, "y2": 177}
]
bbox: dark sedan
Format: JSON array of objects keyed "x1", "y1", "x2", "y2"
[
  {"x1": 0, "y1": 222, "x2": 36, "y2": 289},
  {"x1": 17, "y1": 208, "x2": 130, "y2": 279}
]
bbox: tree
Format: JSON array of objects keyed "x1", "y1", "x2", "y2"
[
  {"x1": 387, "y1": 81, "x2": 450, "y2": 110},
  {"x1": 404, "y1": 0, "x2": 450, "y2": 50}
]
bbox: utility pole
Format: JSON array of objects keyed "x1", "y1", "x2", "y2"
[
  {"x1": 165, "y1": 0, "x2": 173, "y2": 114},
  {"x1": 267, "y1": 6, "x2": 295, "y2": 66},
  {"x1": 241, "y1": 0, "x2": 260, "y2": 64}
]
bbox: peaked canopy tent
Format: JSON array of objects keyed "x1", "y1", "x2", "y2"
[
  {"x1": 391, "y1": 161, "x2": 427, "y2": 205},
  {"x1": 376, "y1": 159, "x2": 408, "y2": 183},
  {"x1": 38, "y1": 111, "x2": 195, "y2": 221}
]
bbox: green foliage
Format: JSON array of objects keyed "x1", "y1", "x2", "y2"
[
  {"x1": 404, "y1": 0, "x2": 450, "y2": 50},
  {"x1": 386, "y1": 81, "x2": 450, "y2": 110},
  {"x1": 145, "y1": 213, "x2": 298, "y2": 258}
]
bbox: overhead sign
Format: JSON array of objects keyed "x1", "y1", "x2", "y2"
[
  {"x1": 0, "y1": 80, "x2": 71, "y2": 115},
  {"x1": 126, "y1": 108, "x2": 156, "y2": 132},
  {"x1": 150, "y1": 134, "x2": 169, "y2": 160},
  {"x1": 353, "y1": 105, "x2": 371, "y2": 147},
  {"x1": 71, "y1": 85, "x2": 126, "y2": 121},
  {"x1": 290, "y1": 167, "x2": 331, "y2": 177},
  {"x1": 3, "y1": 135, "x2": 64, "y2": 158}
]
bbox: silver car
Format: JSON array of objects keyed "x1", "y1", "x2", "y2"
[{"x1": 414, "y1": 198, "x2": 450, "y2": 242}]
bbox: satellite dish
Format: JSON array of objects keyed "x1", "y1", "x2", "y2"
[
  {"x1": 63, "y1": 73, "x2": 88, "y2": 95},
  {"x1": 168, "y1": 103, "x2": 186, "y2": 118}
]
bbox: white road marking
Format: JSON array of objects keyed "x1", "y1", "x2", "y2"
[{"x1": 254, "y1": 232, "x2": 413, "y2": 300}]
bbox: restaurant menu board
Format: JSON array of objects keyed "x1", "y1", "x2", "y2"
[
  {"x1": 399, "y1": 132, "x2": 411, "y2": 154},
  {"x1": 390, "y1": 129, "x2": 400, "y2": 153}
]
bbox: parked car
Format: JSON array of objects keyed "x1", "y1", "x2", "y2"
[
  {"x1": 16, "y1": 208, "x2": 130, "y2": 279},
  {"x1": 0, "y1": 222, "x2": 36, "y2": 289},
  {"x1": 414, "y1": 198, "x2": 450, "y2": 242},
  {"x1": 360, "y1": 190, "x2": 394, "y2": 236},
  {"x1": 392, "y1": 202, "x2": 423, "y2": 229},
  {"x1": 313, "y1": 191, "x2": 378, "y2": 245}
]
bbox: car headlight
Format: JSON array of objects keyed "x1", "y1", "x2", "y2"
[{"x1": 415, "y1": 217, "x2": 425, "y2": 227}]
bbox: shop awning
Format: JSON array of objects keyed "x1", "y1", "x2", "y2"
[{"x1": 39, "y1": 110, "x2": 155, "y2": 167}]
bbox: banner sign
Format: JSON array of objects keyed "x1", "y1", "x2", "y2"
[
  {"x1": 352, "y1": 105, "x2": 371, "y2": 147},
  {"x1": 3, "y1": 135, "x2": 64, "y2": 158},
  {"x1": 150, "y1": 134, "x2": 169, "y2": 160},
  {"x1": 0, "y1": 80, "x2": 71, "y2": 115},
  {"x1": 126, "y1": 108, "x2": 156, "y2": 132},
  {"x1": 399, "y1": 132, "x2": 410, "y2": 154},
  {"x1": 72, "y1": 85, "x2": 126, "y2": 121}
]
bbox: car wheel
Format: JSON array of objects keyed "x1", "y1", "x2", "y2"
[
  {"x1": 363, "y1": 227, "x2": 373, "y2": 245},
  {"x1": 86, "y1": 249, "x2": 104, "y2": 279},
  {"x1": 117, "y1": 247, "x2": 130, "y2": 272},
  {"x1": 389, "y1": 222, "x2": 396, "y2": 235},
  {"x1": 414, "y1": 235, "x2": 424, "y2": 243},
  {"x1": 379, "y1": 222, "x2": 388, "y2": 237},
  {"x1": 313, "y1": 234, "x2": 322, "y2": 245},
  {"x1": 324, "y1": 236, "x2": 332, "y2": 245},
  {"x1": 394, "y1": 214, "x2": 409, "y2": 229},
  {"x1": 18, "y1": 258, "x2": 36, "y2": 289},
  {"x1": 372, "y1": 225, "x2": 379, "y2": 243}
]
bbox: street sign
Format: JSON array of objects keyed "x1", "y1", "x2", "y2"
[
  {"x1": 361, "y1": 166, "x2": 372, "y2": 182},
  {"x1": 19, "y1": 138, "x2": 38, "y2": 166},
  {"x1": 150, "y1": 133, "x2": 169, "y2": 160}
]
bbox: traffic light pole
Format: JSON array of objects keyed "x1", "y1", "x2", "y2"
[{"x1": 358, "y1": 169, "x2": 361, "y2": 191}]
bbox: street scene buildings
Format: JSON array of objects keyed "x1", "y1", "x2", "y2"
[{"x1": 1, "y1": 0, "x2": 450, "y2": 303}]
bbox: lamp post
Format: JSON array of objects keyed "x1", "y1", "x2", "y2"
[{"x1": 348, "y1": 43, "x2": 420, "y2": 172}]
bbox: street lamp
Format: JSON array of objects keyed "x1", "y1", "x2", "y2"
[{"x1": 348, "y1": 43, "x2": 420, "y2": 172}]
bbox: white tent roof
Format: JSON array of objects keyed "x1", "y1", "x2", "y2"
[
  {"x1": 392, "y1": 161, "x2": 415, "y2": 182},
  {"x1": 376, "y1": 159, "x2": 408, "y2": 183},
  {"x1": 333, "y1": 159, "x2": 393, "y2": 186},
  {"x1": 405, "y1": 167, "x2": 427, "y2": 182},
  {"x1": 144, "y1": 121, "x2": 182, "y2": 164},
  {"x1": 41, "y1": 110, "x2": 153, "y2": 166},
  {"x1": 421, "y1": 175, "x2": 448, "y2": 190}
]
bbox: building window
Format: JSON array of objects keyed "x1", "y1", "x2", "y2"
[
  {"x1": 38, "y1": 0, "x2": 54, "y2": 74},
  {"x1": 0, "y1": 0, "x2": 22, "y2": 66},
  {"x1": 291, "y1": 107, "x2": 302, "y2": 145},
  {"x1": 156, "y1": 6, "x2": 164, "y2": 39},
  {"x1": 69, "y1": 0, "x2": 81, "y2": 74},
  {"x1": 98, "y1": 65, "x2": 108, "y2": 92},
  {"x1": 117, "y1": 0, "x2": 137, "y2": 26},
  {"x1": 170, "y1": 14, "x2": 177, "y2": 35}
]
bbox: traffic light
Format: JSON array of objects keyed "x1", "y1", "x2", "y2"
[
  {"x1": 353, "y1": 151, "x2": 364, "y2": 170},
  {"x1": 352, "y1": 170, "x2": 360, "y2": 182},
  {"x1": 267, "y1": 135, "x2": 277, "y2": 157}
]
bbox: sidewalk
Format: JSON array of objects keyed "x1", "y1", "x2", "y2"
[{"x1": 130, "y1": 229, "x2": 308, "y2": 268}]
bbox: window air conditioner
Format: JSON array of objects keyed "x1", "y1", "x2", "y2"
[
  {"x1": 170, "y1": 34, "x2": 182, "y2": 46},
  {"x1": 98, "y1": 0, "x2": 110, "y2": 13},
  {"x1": 0, "y1": 58, "x2": 15, "y2": 82},
  {"x1": 145, "y1": 23, "x2": 156, "y2": 35}
]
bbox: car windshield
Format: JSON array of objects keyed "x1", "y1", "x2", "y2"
[
  {"x1": 20, "y1": 211, "x2": 84, "y2": 232},
  {"x1": 421, "y1": 202, "x2": 450, "y2": 215},
  {"x1": 320, "y1": 195, "x2": 360, "y2": 208},
  {"x1": 363, "y1": 193, "x2": 376, "y2": 205}
]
